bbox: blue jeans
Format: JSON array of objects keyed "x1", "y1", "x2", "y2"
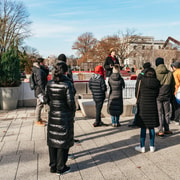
[
  {"x1": 140, "y1": 128, "x2": 155, "y2": 147},
  {"x1": 111, "y1": 116, "x2": 120, "y2": 124}
]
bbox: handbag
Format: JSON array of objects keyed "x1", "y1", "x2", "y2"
[{"x1": 132, "y1": 80, "x2": 141, "y2": 114}]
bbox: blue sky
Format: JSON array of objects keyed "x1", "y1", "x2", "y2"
[{"x1": 21, "y1": 0, "x2": 180, "y2": 58}]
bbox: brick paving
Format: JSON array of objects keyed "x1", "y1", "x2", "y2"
[{"x1": 0, "y1": 107, "x2": 180, "y2": 180}]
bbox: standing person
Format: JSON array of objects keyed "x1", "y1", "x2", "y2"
[
  {"x1": 89, "y1": 65, "x2": 107, "y2": 127},
  {"x1": 32, "y1": 58, "x2": 48, "y2": 126},
  {"x1": 128, "y1": 62, "x2": 151, "y2": 127},
  {"x1": 38, "y1": 57, "x2": 49, "y2": 78},
  {"x1": 155, "y1": 57, "x2": 174, "y2": 137},
  {"x1": 45, "y1": 63, "x2": 76, "y2": 175},
  {"x1": 171, "y1": 61, "x2": 180, "y2": 125},
  {"x1": 108, "y1": 65, "x2": 125, "y2": 127},
  {"x1": 135, "y1": 67, "x2": 160, "y2": 153},
  {"x1": 104, "y1": 48, "x2": 120, "y2": 96}
]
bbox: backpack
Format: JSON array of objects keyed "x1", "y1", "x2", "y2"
[{"x1": 29, "y1": 73, "x2": 36, "y2": 90}]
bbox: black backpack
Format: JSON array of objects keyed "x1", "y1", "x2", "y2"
[{"x1": 29, "y1": 73, "x2": 36, "y2": 90}]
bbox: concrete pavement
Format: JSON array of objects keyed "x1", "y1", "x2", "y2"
[{"x1": 0, "y1": 107, "x2": 180, "y2": 180}]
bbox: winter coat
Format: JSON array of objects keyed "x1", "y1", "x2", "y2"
[
  {"x1": 173, "y1": 68, "x2": 180, "y2": 95},
  {"x1": 89, "y1": 74, "x2": 107, "y2": 102},
  {"x1": 155, "y1": 64, "x2": 175, "y2": 101},
  {"x1": 108, "y1": 73, "x2": 125, "y2": 116},
  {"x1": 104, "y1": 56, "x2": 119, "y2": 77},
  {"x1": 135, "y1": 75, "x2": 160, "y2": 128},
  {"x1": 45, "y1": 75, "x2": 76, "y2": 149},
  {"x1": 32, "y1": 66, "x2": 47, "y2": 97}
]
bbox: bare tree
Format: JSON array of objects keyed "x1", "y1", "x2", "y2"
[
  {"x1": 0, "y1": 0, "x2": 31, "y2": 57},
  {"x1": 72, "y1": 32, "x2": 97, "y2": 61}
]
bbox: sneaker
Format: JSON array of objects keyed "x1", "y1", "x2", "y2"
[
  {"x1": 50, "y1": 167, "x2": 56, "y2": 173},
  {"x1": 156, "y1": 132, "x2": 164, "y2": 137},
  {"x1": 117, "y1": 123, "x2": 121, "y2": 127},
  {"x1": 99, "y1": 121, "x2": 108, "y2": 126},
  {"x1": 112, "y1": 124, "x2": 117, "y2": 127},
  {"x1": 35, "y1": 121, "x2": 45, "y2": 126},
  {"x1": 93, "y1": 122, "x2": 100, "y2": 127},
  {"x1": 164, "y1": 130, "x2": 173, "y2": 135},
  {"x1": 150, "y1": 146, "x2": 156, "y2": 152},
  {"x1": 56, "y1": 166, "x2": 71, "y2": 175},
  {"x1": 40, "y1": 119, "x2": 47, "y2": 123},
  {"x1": 135, "y1": 146, "x2": 145, "y2": 153},
  {"x1": 68, "y1": 154, "x2": 75, "y2": 160}
]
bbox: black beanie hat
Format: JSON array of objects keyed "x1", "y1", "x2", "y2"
[
  {"x1": 58, "y1": 54, "x2": 67, "y2": 62},
  {"x1": 155, "y1": 57, "x2": 164, "y2": 66},
  {"x1": 143, "y1": 62, "x2": 151, "y2": 69}
]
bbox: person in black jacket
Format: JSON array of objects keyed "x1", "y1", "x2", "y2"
[
  {"x1": 32, "y1": 58, "x2": 48, "y2": 126},
  {"x1": 108, "y1": 65, "x2": 125, "y2": 127},
  {"x1": 104, "y1": 48, "x2": 119, "y2": 96},
  {"x1": 89, "y1": 65, "x2": 107, "y2": 127},
  {"x1": 135, "y1": 67, "x2": 160, "y2": 153},
  {"x1": 45, "y1": 62, "x2": 76, "y2": 175}
]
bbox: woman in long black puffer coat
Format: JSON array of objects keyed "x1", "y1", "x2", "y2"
[
  {"x1": 45, "y1": 62, "x2": 76, "y2": 175},
  {"x1": 135, "y1": 67, "x2": 160, "y2": 153},
  {"x1": 108, "y1": 65, "x2": 125, "y2": 127}
]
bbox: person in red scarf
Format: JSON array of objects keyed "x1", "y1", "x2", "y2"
[
  {"x1": 104, "y1": 48, "x2": 120, "y2": 96},
  {"x1": 89, "y1": 65, "x2": 107, "y2": 127}
]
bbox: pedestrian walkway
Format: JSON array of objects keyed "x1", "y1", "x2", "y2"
[{"x1": 0, "y1": 107, "x2": 180, "y2": 180}]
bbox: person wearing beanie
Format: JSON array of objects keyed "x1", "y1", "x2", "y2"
[
  {"x1": 107, "y1": 65, "x2": 125, "y2": 127},
  {"x1": 155, "y1": 57, "x2": 164, "y2": 66},
  {"x1": 143, "y1": 62, "x2": 151, "y2": 69},
  {"x1": 155, "y1": 57, "x2": 174, "y2": 136},
  {"x1": 104, "y1": 48, "x2": 120, "y2": 96},
  {"x1": 171, "y1": 61, "x2": 180, "y2": 125},
  {"x1": 89, "y1": 65, "x2": 107, "y2": 127},
  {"x1": 58, "y1": 54, "x2": 67, "y2": 62}
]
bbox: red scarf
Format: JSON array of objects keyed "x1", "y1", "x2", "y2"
[{"x1": 109, "y1": 55, "x2": 116, "y2": 62}]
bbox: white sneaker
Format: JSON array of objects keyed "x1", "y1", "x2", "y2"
[
  {"x1": 150, "y1": 146, "x2": 156, "y2": 152},
  {"x1": 135, "y1": 146, "x2": 145, "y2": 153}
]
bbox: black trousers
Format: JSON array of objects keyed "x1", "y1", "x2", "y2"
[
  {"x1": 95, "y1": 100, "x2": 104, "y2": 124},
  {"x1": 48, "y1": 146, "x2": 69, "y2": 171}
]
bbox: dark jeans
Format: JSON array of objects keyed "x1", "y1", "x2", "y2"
[
  {"x1": 48, "y1": 146, "x2": 69, "y2": 171},
  {"x1": 95, "y1": 100, "x2": 104, "y2": 124},
  {"x1": 140, "y1": 128, "x2": 155, "y2": 147},
  {"x1": 157, "y1": 100, "x2": 170, "y2": 132}
]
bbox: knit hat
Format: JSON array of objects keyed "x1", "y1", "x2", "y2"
[
  {"x1": 95, "y1": 65, "x2": 104, "y2": 77},
  {"x1": 155, "y1": 57, "x2": 164, "y2": 66},
  {"x1": 171, "y1": 61, "x2": 180, "y2": 68},
  {"x1": 58, "y1": 54, "x2": 67, "y2": 62},
  {"x1": 143, "y1": 62, "x2": 151, "y2": 69}
]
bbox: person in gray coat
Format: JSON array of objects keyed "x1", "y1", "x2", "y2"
[
  {"x1": 45, "y1": 63, "x2": 76, "y2": 175},
  {"x1": 108, "y1": 65, "x2": 125, "y2": 127}
]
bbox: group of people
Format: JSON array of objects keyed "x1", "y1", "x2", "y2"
[{"x1": 30, "y1": 48, "x2": 180, "y2": 175}]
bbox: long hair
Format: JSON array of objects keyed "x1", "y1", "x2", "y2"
[
  {"x1": 144, "y1": 67, "x2": 156, "y2": 78},
  {"x1": 53, "y1": 62, "x2": 68, "y2": 83}
]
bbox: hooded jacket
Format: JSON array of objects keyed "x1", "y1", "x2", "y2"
[
  {"x1": 155, "y1": 64, "x2": 175, "y2": 101},
  {"x1": 89, "y1": 67, "x2": 107, "y2": 102},
  {"x1": 108, "y1": 73, "x2": 125, "y2": 116},
  {"x1": 45, "y1": 75, "x2": 76, "y2": 149}
]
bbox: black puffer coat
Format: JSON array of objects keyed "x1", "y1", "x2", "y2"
[
  {"x1": 32, "y1": 66, "x2": 47, "y2": 97},
  {"x1": 135, "y1": 76, "x2": 160, "y2": 128},
  {"x1": 89, "y1": 74, "x2": 107, "y2": 102},
  {"x1": 108, "y1": 73, "x2": 125, "y2": 116},
  {"x1": 45, "y1": 75, "x2": 76, "y2": 149}
]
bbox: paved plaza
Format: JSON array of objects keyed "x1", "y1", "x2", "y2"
[{"x1": 0, "y1": 107, "x2": 180, "y2": 180}]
